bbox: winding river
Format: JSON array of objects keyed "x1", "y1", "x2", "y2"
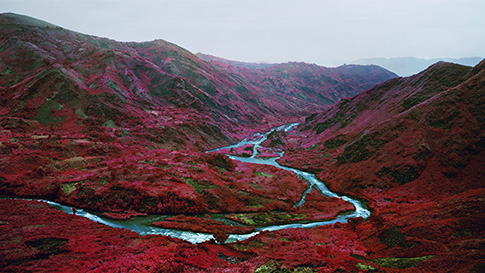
[{"x1": 26, "y1": 124, "x2": 370, "y2": 244}]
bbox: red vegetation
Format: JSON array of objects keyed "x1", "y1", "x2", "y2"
[
  {"x1": 0, "y1": 138, "x2": 312, "y2": 216},
  {"x1": 216, "y1": 144, "x2": 254, "y2": 157},
  {"x1": 275, "y1": 60, "x2": 485, "y2": 272},
  {"x1": 293, "y1": 188, "x2": 355, "y2": 221},
  {"x1": 0, "y1": 199, "x2": 264, "y2": 272},
  {"x1": 255, "y1": 147, "x2": 282, "y2": 158},
  {"x1": 1, "y1": 12, "x2": 483, "y2": 272}
]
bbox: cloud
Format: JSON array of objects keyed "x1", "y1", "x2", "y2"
[{"x1": 1, "y1": 0, "x2": 483, "y2": 65}]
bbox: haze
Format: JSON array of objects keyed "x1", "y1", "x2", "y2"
[{"x1": 1, "y1": 0, "x2": 484, "y2": 66}]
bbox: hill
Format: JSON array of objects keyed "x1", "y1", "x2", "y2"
[
  {"x1": 0, "y1": 13, "x2": 397, "y2": 218},
  {"x1": 0, "y1": 12, "x2": 396, "y2": 151},
  {"x1": 273, "y1": 59, "x2": 485, "y2": 272}
]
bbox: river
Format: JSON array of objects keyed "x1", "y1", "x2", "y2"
[{"x1": 25, "y1": 123, "x2": 370, "y2": 244}]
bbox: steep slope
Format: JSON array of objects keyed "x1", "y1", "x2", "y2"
[
  {"x1": 274, "y1": 60, "x2": 484, "y2": 272},
  {"x1": 0, "y1": 13, "x2": 237, "y2": 151},
  {"x1": 0, "y1": 13, "x2": 396, "y2": 147}
]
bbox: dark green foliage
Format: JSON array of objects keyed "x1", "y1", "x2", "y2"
[
  {"x1": 183, "y1": 178, "x2": 217, "y2": 195},
  {"x1": 337, "y1": 133, "x2": 386, "y2": 165},
  {"x1": 34, "y1": 99, "x2": 66, "y2": 125},
  {"x1": 402, "y1": 95, "x2": 427, "y2": 110},
  {"x1": 324, "y1": 134, "x2": 349, "y2": 149},
  {"x1": 314, "y1": 119, "x2": 334, "y2": 134},
  {"x1": 25, "y1": 237, "x2": 69, "y2": 257},
  {"x1": 403, "y1": 63, "x2": 470, "y2": 110},
  {"x1": 377, "y1": 165, "x2": 424, "y2": 184},
  {"x1": 369, "y1": 256, "x2": 433, "y2": 269},
  {"x1": 378, "y1": 227, "x2": 408, "y2": 248},
  {"x1": 313, "y1": 98, "x2": 361, "y2": 134},
  {"x1": 428, "y1": 119, "x2": 450, "y2": 129},
  {"x1": 265, "y1": 130, "x2": 286, "y2": 147}
]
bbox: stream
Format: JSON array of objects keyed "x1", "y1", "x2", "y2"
[{"x1": 25, "y1": 123, "x2": 370, "y2": 244}]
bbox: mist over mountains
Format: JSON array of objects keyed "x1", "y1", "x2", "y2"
[{"x1": 354, "y1": 56, "x2": 483, "y2": 76}]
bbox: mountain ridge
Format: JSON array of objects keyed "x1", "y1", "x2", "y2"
[
  {"x1": 0, "y1": 12, "x2": 397, "y2": 147},
  {"x1": 354, "y1": 56, "x2": 483, "y2": 76}
]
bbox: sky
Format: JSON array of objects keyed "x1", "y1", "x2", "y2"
[{"x1": 1, "y1": 0, "x2": 484, "y2": 66}]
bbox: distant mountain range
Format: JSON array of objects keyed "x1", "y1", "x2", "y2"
[{"x1": 354, "y1": 56, "x2": 483, "y2": 76}]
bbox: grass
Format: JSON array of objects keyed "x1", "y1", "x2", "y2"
[
  {"x1": 182, "y1": 178, "x2": 217, "y2": 194},
  {"x1": 61, "y1": 182, "x2": 78, "y2": 195},
  {"x1": 369, "y1": 256, "x2": 433, "y2": 269},
  {"x1": 34, "y1": 99, "x2": 66, "y2": 125},
  {"x1": 255, "y1": 172, "x2": 274, "y2": 177},
  {"x1": 229, "y1": 212, "x2": 306, "y2": 226}
]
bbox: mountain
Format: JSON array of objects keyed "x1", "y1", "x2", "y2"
[
  {"x1": 199, "y1": 53, "x2": 397, "y2": 107},
  {"x1": 354, "y1": 56, "x2": 483, "y2": 76},
  {"x1": 0, "y1": 12, "x2": 396, "y2": 152},
  {"x1": 273, "y1": 59, "x2": 485, "y2": 272},
  {"x1": 196, "y1": 53, "x2": 275, "y2": 69},
  {"x1": 0, "y1": 12, "x2": 394, "y2": 215}
]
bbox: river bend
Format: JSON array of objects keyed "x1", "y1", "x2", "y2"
[{"x1": 25, "y1": 123, "x2": 370, "y2": 244}]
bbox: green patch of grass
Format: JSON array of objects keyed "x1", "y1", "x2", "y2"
[
  {"x1": 34, "y1": 99, "x2": 66, "y2": 125},
  {"x1": 233, "y1": 240, "x2": 267, "y2": 251},
  {"x1": 108, "y1": 80, "x2": 123, "y2": 93},
  {"x1": 88, "y1": 80, "x2": 97, "y2": 89},
  {"x1": 230, "y1": 212, "x2": 306, "y2": 226},
  {"x1": 183, "y1": 178, "x2": 216, "y2": 194},
  {"x1": 428, "y1": 119, "x2": 451, "y2": 129},
  {"x1": 99, "y1": 177, "x2": 108, "y2": 186},
  {"x1": 246, "y1": 204, "x2": 264, "y2": 209},
  {"x1": 25, "y1": 237, "x2": 69, "y2": 257},
  {"x1": 378, "y1": 227, "x2": 408, "y2": 248},
  {"x1": 369, "y1": 256, "x2": 433, "y2": 269},
  {"x1": 1, "y1": 68, "x2": 12, "y2": 75},
  {"x1": 250, "y1": 183, "x2": 263, "y2": 189},
  {"x1": 215, "y1": 166, "x2": 226, "y2": 174},
  {"x1": 61, "y1": 182, "x2": 78, "y2": 195},
  {"x1": 44, "y1": 184, "x2": 56, "y2": 190},
  {"x1": 255, "y1": 172, "x2": 274, "y2": 177},
  {"x1": 356, "y1": 263, "x2": 376, "y2": 271},
  {"x1": 307, "y1": 144, "x2": 319, "y2": 150}
]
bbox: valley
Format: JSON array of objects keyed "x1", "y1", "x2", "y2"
[{"x1": 0, "y1": 13, "x2": 484, "y2": 272}]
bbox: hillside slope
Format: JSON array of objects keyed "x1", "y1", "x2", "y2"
[
  {"x1": 274, "y1": 60, "x2": 484, "y2": 272},
  {"x1": 0, "y1": 13, "x2": 396, "y2": 150},
  {"x1": 1, "y1": 12, "x2": 389, "y2": 217},
  {"x1": 199, "y1": 53, "x2": 397, "y2": 107}
]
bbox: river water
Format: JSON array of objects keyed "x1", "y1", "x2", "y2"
[{"x1": 27, "y1": 123, "x2": 370, "y2": 244}]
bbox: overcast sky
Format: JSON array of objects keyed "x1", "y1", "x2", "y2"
[{"x1": 1, "y1": 0, "x2": 484, "y2": 66}]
